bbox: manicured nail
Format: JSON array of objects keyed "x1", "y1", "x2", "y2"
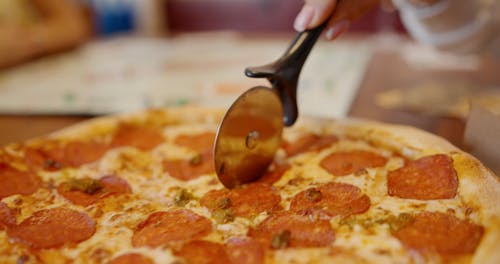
[
  {"x1": 325, "y1": 20, "x2": 350, "y2": 40},
  {"x1": 294, "y1": 5, "x2": 315, "y2": 31}
]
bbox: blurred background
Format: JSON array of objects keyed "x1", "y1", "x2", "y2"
[
  {"x1": 0, "y1": 0, "x2": 498, "y2": 172},
  {"x1": 0, "y1": 0, "x2": 407, "y2": 120},
  {"x1": 86, "y1": 0, "x2": 404, "y2": 35}
]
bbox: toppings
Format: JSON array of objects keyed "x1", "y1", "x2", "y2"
[
  {"x1": 271, "y1": 230, "x2": 291, "y2": 249},
  {"x1": 339, "y1": 213, "x2": 414, "y2": 232},
  {"x1": 111, "y1": 125, "x2": 164, "y2": 151},
  {"x1": 0, "y1": 163, "x2": 40, "y2": 199},
  {"x1": 174, "y1": 188, "x2": 193, "y2": 207},
  {"x1": 200, "y1": 183, "x2": 281, "y2": 218},
  {"x1": 189, "y1": 153, "x2": 202, "y2": 166},
  {"x1": 290, "y1": 182, "x2": 370, "y2": 217},
  {"x1": 217, "y1": 197, "x2": 232, "y2": 209},
  {"x1": 320, "y1": 150, "x2": 387, "y2": 176},
  {"x1": 57, "y1": 175, "x2": 132, "y2": 206},
  {"x1": 384, "y1": 213, "x2": 414, "y2": 233},
  {"x1": 60, "y1": 178, "x2": 103, "y2": 195},
  {"x1": 53, "y1": 141, "x2": 109, "y2": 168},
  {"x1": 249, "y1": 211, "x2": 335, "y2": 248},
  {"x1": 388, "y1": 154, "x2": 458, "y2": 200},
  {"x1": 44, "y1": 159, "x2": 62, "y2": 170},
  {"x1": 174, "y1": 240, "x2": 231, "y2": 264},
  {"x1": 256, "y1": 163, "x2": 290, "y2": 185},
  {"x1": 108, "y1": 253, "x2": 153, "y2": 264},
  {"x1": 0, "y1": 111, "x2": 490, "y2": 263},
  {"x1": 163, "y1": 152, "x2": 215, "y2": 181},
  {"x1": 24, "y1": 141, "x2": 108, "y2": 170},
  {"x1": 225, "y1": 237, "x2": 265, "y2": 264},
  {"x1": 212, "y1": 208, "x2": 235, "y2": 224},
  {"x1": 174, "y1": 132, "x2": 216, "y2": 153},
  {"x1": 283, "y1": 134, "x2": 338, "y2": 157},
  {"x1": 0, "y1": 202, "x2": 15, "y2": 230},
  {"x1": 204, "y1": 197, "x2": 235, "y2": 224},
  {"x1": 305, "y1": 188, "x2": 322, "y2": 202},
  {"x1": 24, "y1": 124, "x2": 164, "y2": 171},
  {"x1": 211, "y1": 197, "x2": 235, "y2": 223},
  {"x1": 163, "y1": 132, "x2": 217, "y2": 181},
  {"x1": 132, "y1": 210, "x2": 212, "y2": 248},
  {"x1": 7, "y1": 208, "x2": 96, "y2": 249},
  {"x1": 393, "y1": 211, "x2": 484, "y2": 255}
]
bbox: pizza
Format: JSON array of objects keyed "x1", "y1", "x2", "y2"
[{"x1": 0, "y1": 106, "x2": 499, "y2": 264}]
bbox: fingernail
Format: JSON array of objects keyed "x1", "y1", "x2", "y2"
[
  {"x1": 325, "y1": 20, "x2": 350, "y2": 40},
  {"x1": 294, "y1": 5, "x2": 315, "y2": 31}
]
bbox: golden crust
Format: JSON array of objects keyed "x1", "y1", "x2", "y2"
[
  {"x1": 1, "y1": 107, "x2": 499, "y2": 264},
  {"x1": 44, "y1": 107, "x2": 225, "y2": 141},
  {"x1": 298, "y1": 117, "x2": 499, "y2": 264}
]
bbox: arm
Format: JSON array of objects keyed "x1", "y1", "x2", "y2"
[
  {"x1": 393, "y1": 0, "x2": 500, "y2": 56},
  {"x1": 294, "y1": 0, "x2": 380, "y2": 40},
  {"x1": 30, "y1": 0, "x2": 90, "y2": 53},
  {"x1": 0, "y1": 0, "x2": 90, "y2": 68}
]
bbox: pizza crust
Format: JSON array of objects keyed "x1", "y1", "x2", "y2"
[
  {"x1": 296, "y1": 117, "x2": 500, "y2": 264},
  {"x1": 2, "y1": 106, "x2": 499, "y2": 264}
]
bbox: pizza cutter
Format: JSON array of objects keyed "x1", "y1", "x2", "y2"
[{"x1": 214, "y1": 17, "x2": 330, "y2": 189}]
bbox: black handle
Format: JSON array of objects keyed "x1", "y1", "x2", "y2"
[{"x1": 245, "y1": 18, "x2": 329, "y2": 126}]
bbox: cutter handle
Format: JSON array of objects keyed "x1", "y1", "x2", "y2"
[
  {"x1": 245, "y1": 0, "x2": 378, "y2": 126},
  {"x1": 245, "y1": 21, "x2": 328, "y2": 126}
]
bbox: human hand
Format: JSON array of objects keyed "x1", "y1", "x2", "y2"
[
  {"x1": 294, "y1": 0, "x2": 380, "y2": 40},
  {"x1": 381, "y1": 0, "x2": 441, "y2": 10},
  {"x1": 407, "y1": 0, "x2": 441, "y2": 6},
  {"x1": 0, "y1": 25, "x2": 42, "y2": 68}
]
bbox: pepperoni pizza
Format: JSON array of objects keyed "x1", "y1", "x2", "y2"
[{"x1": 0, "y1": 107, "x2": 499, "y2": 264}]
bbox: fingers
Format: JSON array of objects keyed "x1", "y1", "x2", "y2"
[
  {"x1": 294, "y1": 0, "x2": 337, "y2": 31},
  {"x1": 380, "y1": 0, "x2": 396, "y2": 12},
  {"x1": 324, "y1": 20, "x2": 350, "y2": 40},
  {"x1": 324, "y1": 0, "x2": 380, "y2": 40},
  {"x1": 408, "y1": 0, "x2": 440, "y2": 6},
  {"x1": 293, "y1": 0, "x2": 379, "y2": 41}
]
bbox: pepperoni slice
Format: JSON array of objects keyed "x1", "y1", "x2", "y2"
[
  {"x1": 7, "y1": 208, "x2": 96, "y2": 249},
  {"x1": 99, "y1": 175, "x2": 133, "y2": 193},
  {"x1": 108, "y1": 253, "x2": 153, "y2": 264},
  {"x1": 249, "y1": 211, "x2": 335, "y2": 248},
  {"x1": 111, "y1": 125, "x2": 164, "y2": 151},
  {"x1": 225, "y1": 237, "x2": 264, "y2": 264},
  {"x1": 24, "y1": 141, "x2": 108, "y2": 170},
  {"x1": 0, "y1": 202, "x2": 15, "y2": 230},
  {"x1": 24, "y1": 147, "x2": 49, "y2": 169},
  {"x1": 290, "y1": 182, "x2": 370, "y2": 217},
  {"x1": 174, "y1": 132, "x2": 216, "y2": 153},
  {"x1": 0, "y1": 163, "x2": 40, "y2": 199},
  {"x1": 394, "y1": 211, "x2": 484, "y2": 255},
  {"x1": 200, "y1": 183, "x2": 281, "y2": 218},
  {"x1": 0, "y1": 149, "x2": 17, "y2": 164},
  {"x1": 53, "y1": 141, "x2": 109, "y2": 168},
  {"x1": 163, "y1": 152, "x2": 214, "y2": 181},
  {"x1": 320, "y1": 150, "x2": 387, "y2": 176},
  {"x1": 175, "y1": 240, "x2": 231, "y2": 264},
  {"x1": 256, "y1": 163, "x2": 291, "y2": 184},
  {"x1": 57, "y1": 175, "x2": 132, "y2": 206},
  {"x1": 387, "y1": 154, "x2": 458, "y2": 200},
  {"x1": 132, "y1": 210, "x2": 212, "y2": 248},
  {"x1": 283, "y1": 134, "x2": 338, "y2": 157}
]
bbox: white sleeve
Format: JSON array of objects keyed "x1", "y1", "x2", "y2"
[{"x1": 393, "y1": 0, "x2": 500, "y2": 57}]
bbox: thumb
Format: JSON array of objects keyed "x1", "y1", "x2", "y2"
[{"x1": 294, "y1": 0, "x2": 337, "y2": 31}]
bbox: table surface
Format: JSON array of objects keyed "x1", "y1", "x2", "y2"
[
  {"x1": 349, "y1": 50, "x2": 500, "y2": 151},
  {"x1": 1, "y1": 35, "x2": 499, "y2": 150}
]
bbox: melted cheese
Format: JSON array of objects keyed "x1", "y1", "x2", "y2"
[{"x1": 0, "y1": 114, "x2": 480, "y2": 264}]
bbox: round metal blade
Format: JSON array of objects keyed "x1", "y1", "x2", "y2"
[{"x1": 214, "y1": 86, "x2": 284, "y2": 189}]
